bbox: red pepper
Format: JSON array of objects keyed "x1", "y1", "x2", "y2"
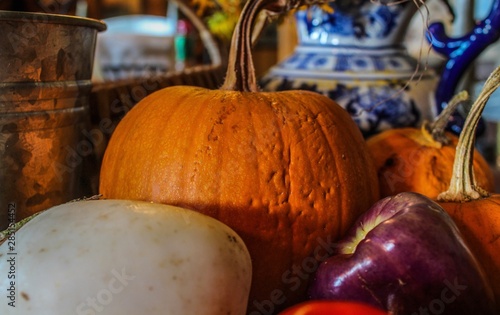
[{"x1": 278, "y1": 301, "x2": 388, "y2": 315}]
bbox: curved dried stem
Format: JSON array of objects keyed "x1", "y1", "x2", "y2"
[
  {"x1": 437, "y1": 66, "x2": 500, "y2": 202},
  {"x1": 422, "y1": 90, "x2": 469, "y2": 145},
  {"x1": 220, "y1": 0, "x2": 329, "y2": 91}
]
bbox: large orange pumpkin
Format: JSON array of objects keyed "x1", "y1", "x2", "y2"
[
  {"x1": 366, "y1": 91, "x2": 494, "y2": 199},
  {"x1": 99, "y1": 0, "x2": 379, "y2": 313},
  {"x1": 437, "y1": 66, "x2": 500, "y2": 310}
]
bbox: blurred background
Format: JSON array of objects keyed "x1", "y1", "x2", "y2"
[
  {"x1": 2, "y1": 0, "x2": 498, "y2": 86},
  {"x1": 2, "y1": 0, "x2": 500, "y2": 168}
]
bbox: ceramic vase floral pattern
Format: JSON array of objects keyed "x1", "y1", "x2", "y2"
[{"x1": 260, "y1": 0, "x2": 437, "y2": 137}]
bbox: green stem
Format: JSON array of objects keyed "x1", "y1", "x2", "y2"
[
  {"x1": 437, "y1": 66, "x2": 500, "y2": 202},
  {"x1": 0, "y1": 212, "x2": 42, "y2": 245},
  {"x1": 0, "y1": 195, "x2": 101, "y2": 245}
]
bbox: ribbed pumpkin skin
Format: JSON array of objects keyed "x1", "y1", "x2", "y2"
[
  {"x1": 99, "y1": 86, "x2": 379, "y2": 312},
  {"x1": 439, "y1": 198, "x2": 500, "y2": 311},
  {"x1": 367, "y1": 128, "x2": 494, "y2": 199}
]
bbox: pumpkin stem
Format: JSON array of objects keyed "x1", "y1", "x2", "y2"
[
  {"x1": 220, "y1": 0, "x2": 273, "y2": 92},
  {"x1": 220, "y1": 0, "x2": 327, "y2": 92},
  {"x1": 437, "y1": 66, "x2": 500, "y2": 202},
  {"x1": 423, "y1": 90, "x2": 469, "y2": 146}
]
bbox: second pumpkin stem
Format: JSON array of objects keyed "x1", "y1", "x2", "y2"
[
  {"x1": 423, "y1": 90, "x2": 469, "y2": 146},
  {"x1": 438, "y1": 66, "x2": 500, "y2": 202}
]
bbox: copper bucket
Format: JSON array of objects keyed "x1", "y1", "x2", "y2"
[{"x1": 0, "y1": 10, "x2": 106, "y2": 229}]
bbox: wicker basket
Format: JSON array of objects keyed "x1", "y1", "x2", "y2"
[
  {"x1": 85, "y1": 0, "x2": 225, "y2": 194},
  {"x1": 89, "y1": 64, "x2": 225, "y2": 133}
]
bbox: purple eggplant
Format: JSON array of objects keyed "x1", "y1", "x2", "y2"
[{"x1": 309, "y1": 192, "x2": 496, "y2": 315}]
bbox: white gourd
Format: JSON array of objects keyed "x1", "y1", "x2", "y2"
[{"x1": 0, "y1": 199, "x2": 252, "y2": 315}]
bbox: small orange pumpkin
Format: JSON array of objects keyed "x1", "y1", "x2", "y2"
[
  {"x1": 437, "y1": 66, "x2": 500, "y2": 310},
  {"x1": 99, "y1": 0, "x2": 379, "y2": 312},
  {"x1": 366, "y1": 91, "x2": 494, "y2": 199}
]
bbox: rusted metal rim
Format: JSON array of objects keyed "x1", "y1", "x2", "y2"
[
  {"x1": 0, "y1": 80, "x2": 92, "y2": 99},
  {"x1": 0, "y1": 81, "x2": 92, "y2": 112},
  {"x1": 0, "y1": 10, "x2": 107, "y2": 32},
  {"x1": 0, "y1": 106, "x2": 87, "y2": 130}
]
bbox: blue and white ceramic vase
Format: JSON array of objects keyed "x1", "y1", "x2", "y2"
[{"x1": 260, "y1": 0, "x2": 438, "y2": 137}]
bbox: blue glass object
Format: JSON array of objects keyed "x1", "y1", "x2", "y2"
[{"x1": 428, "y1": 0, "x2": 500, "y2": 133}]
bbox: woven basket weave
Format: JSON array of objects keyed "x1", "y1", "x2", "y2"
[{"x1": 85, "y1": 0, "x2": 225, "y2": 194}]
